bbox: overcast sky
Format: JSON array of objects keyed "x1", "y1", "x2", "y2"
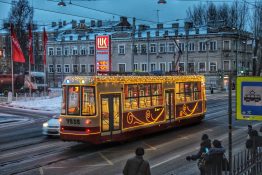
[{"x1": 0, "y1": 0, "x2": 248, "y2": 27}]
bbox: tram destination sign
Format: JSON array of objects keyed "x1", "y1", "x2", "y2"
[
  {"x1": 95, "y1": 35, "x2": 111, "y2": 72},
  {"x1": 236, "y1": 77, "x2": 262, "y2": 120}
]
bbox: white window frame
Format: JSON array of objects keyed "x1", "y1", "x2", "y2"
[
  {"x1": 64, "y1": 64, "x2": 70, "y2": 73},
  {"x1": 88, "y1": 46, "x2": 95, "y2": 55},
  {"x1": 89, "y1": 64, "x2": 95, "y2": 73},
  {"x1": 199, "y1": 42, "x2": 207, "y2": 51},
  {"x1": 209, "y1": 62, "x2": 217, "y2": 72},
  {"x1": 56, "y1": 47, "x2": 62, "y2": 56},
  {"x1": 118, "y1": 44, "x2": 125, "y2": 55},
  {"x1": 168, "y1": 62, "x2": 173, "y2": 71},
  {"x1": 48, "y1": 47, "x2": 54, "y2": 56},
  {"x1": 80, "y1": 64, "x2": 86, "y2": 73},
  {"x1": 80, "y1": 46, "x2": 86, "y2": 55},
  {"x1": 48, "y1": 64, "x2": 54, "y2": 73},
  {"x1": 209, "y1": 41, "x2": 217, "y2": 51},
  {"x1": 118, "y1": 63, "x2": 126, "y2": 72},
  {"x1": 72, "y1": 46, "x2": 78, "y2": 55},
  {"x1": 134, "y1": 63, "x2": 138, "y2": 71},
  {"x1": 72, "y1": 64, "x2": 78, "y2": 73},
  {"x1": 223, "y1": 40, "x2": 231, "y2": 50},
  {"x1": 223, "y1": 60, "x2": 231, "y2": 71},
  {"x1": 150, "y1": 43, "x2": 157, "y2": 53},
  {"x1": 167, "y1": 42, "x2": 175, "y2": 53},
  {"x1": 150, "y1": 63, "x2": 156, "y2": 71},
  {"x1": 188, "y1": 42, "x2": 195, "y2": 51},
  {"x1": 140, "y1": 43, "x2": 147, "y2": 54},
  {"x1": 178, "y1": 43, "x2": 185, "y2": 52},
  {"x1": 188, "y1": 62, "x2": 195, "y2": 73},
  {"x1": 159, "y1": 43, "x2": 166, "y2": 53},
  {"x1": 198, "y1": 62, "x2": 206, "y2": 72},
  {"x1": 141, "y1": 63, "x2": 147, "y2": 72},
  {"x1": 159, "y1": 62, "x2": 166, "y2": 72},
  {"x1": 56, "y1": 64, "x2": 62, "y2": 73},
  {"x1": 64, "y1": 46, "x2": 70, "y2": 56}
]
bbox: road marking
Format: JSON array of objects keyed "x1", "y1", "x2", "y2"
[
  {"x1": 46, "y1": 164, "x2": 111, "y2": 169},
  {"x1": 39, "y1": 167, "x2": 44, "y2": 175},
  {"x1": 143, "y1": 142, "x2": 157, "y2": 150},
  {"x1": 151, "y1": 154, "x2": 180, "y2": 168},
  {"x1": 99, "y1": 152, "x2": 113, "y2": 165}
]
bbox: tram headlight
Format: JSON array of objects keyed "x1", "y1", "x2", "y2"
[
  {"x1": 85, "y1": 119, "x2": 92, "y2": 125},
  {"x1": 43, "y1": 122, "x2": 48, "y2": 127}
]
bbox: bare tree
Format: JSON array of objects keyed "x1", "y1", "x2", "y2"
[
  {"x1": 7, "y1": 0, "x2": 33, "y2": 73},
  {"x1": 186, "y1": 3, "x2": 206, "y2": 26}
]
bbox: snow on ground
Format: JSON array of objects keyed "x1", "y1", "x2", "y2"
[{"x1": 10, "y1": 96, "x2": 62, "y2": 113}]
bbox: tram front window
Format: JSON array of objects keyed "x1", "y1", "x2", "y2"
[{"x1": 68, "y1": 86, "x2": 80, "y2": 115}]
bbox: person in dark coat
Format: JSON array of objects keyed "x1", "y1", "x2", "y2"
[
  {"x1": 123, "y1": 147, "x2": 151, "y2": 175},
  {"x1": 204, "y1": 139, "x2": 226, "y2": 175},
  {"x1": 186, "y1": 134, "x2": 212, "y2": 175}
]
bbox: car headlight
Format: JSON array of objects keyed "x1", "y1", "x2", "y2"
[{"x1": 43, "y1": 122, "x2": 48, "y2": 127}]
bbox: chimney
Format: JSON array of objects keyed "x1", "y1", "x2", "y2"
[
  {"x1": 90, "y1": 20, "x2": 95, "y2": 27},
  {"x1": 155, "y1": 31, "x2": 159, "y2": 37},
  {"x1": 157, "y1": 23, "x2": 163, "y2": 29},
  {"x1": 52, "y1": 22, "x2": 57, "y2": 27},
  {"x1": 63, "y1": 21, "x2": 67, "y2": 26},
  {"x1": 97, "y1": 20, "x2": 102, "y2": 27},
  {"x1": 147, "y1": 31, "x2": 150, "y2": 39},
  {"x1": 72, "y1": 20, "x2": 77, "y2": 28},
  {"x1": 58, "y1": 21, "x2": 62, "y2": 28},
  {"x1": 120, "y1": 16, "x2": 128, "y2": 23}
]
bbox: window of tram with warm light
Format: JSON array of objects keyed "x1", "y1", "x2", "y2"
[{"x1": 175, "y1": 82, "x2": 202, "y2": 103}]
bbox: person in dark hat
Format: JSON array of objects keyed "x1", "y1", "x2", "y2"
[
  {"x1": 204, "y1": 139, "x2": 226, "y2": 175},
  {"x1": 123, "y1": 147, "x2": 151, "y2": 175},
  {"x1": 186, "y1": 134, "x2": 212, "y2": 175}
]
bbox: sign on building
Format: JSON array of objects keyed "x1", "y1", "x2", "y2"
[
  {"x1": 236, "y1": 77, "x2": 262, "y2": 120},
  {"x1": 95, "y1": 35, "x2": 111, "y2": 72}
]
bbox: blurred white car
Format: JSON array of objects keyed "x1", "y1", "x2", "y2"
[{"x1": 42, "y1": 115, "x2": 60, "y2": 136}]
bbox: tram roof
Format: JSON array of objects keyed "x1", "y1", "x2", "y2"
[{"x1": 62, "y1": 75, "x2": 205, "y2": 85}]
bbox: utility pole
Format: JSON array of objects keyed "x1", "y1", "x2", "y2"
[
  {"x1": 228, "y1": 71, "x2": 232, "y2": 175},
  {"x1": 131, "y1": 17, "x2": 136, "y2": 72}
]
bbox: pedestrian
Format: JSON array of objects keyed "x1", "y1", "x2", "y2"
[
  {"x1": 186, "y1": 134, "x2": 211, "y2": 175},
  {"x1": 123, "y1": 147, "x2": 151, "y2": 175},
  {"x1": 204, "y1": 139, "x2": 226, "y2": 175}
]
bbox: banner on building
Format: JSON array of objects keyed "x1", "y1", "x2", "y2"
[{"x1": 95, "y1": 35, "x2": 111, "y2": 72}]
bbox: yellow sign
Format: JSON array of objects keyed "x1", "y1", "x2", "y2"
[{"x1": 236, "y1": 77, "x2": 262, "y2": 120}]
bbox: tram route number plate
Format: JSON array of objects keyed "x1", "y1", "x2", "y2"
[{"x1": 66, "y1": 118, "x2": 80, "y2": 125}]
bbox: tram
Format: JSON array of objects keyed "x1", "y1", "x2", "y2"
[{"x1": 59, "y1": 75, "x2": 206, "y2": 144}]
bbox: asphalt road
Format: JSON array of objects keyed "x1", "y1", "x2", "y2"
[{"x1": 0, "y1": 92, "x2": 258, "y2": 175}]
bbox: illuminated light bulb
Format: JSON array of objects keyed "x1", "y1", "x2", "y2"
[{"x1": 66, "y1": 79, "x2": 70, "y2": 84}]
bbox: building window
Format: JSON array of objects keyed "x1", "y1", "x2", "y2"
[
  {"x1": 150, "y1": 63, "x2": 156, "y2": 71},
  {"x1": 210, "y1": 41, "x2": 217, "y2": 51},
  {"x1": 168, "y1": 43, "x2": 175, "y2": 52},
  {"x1": 179, "y1": 62, "x2": 185, "y2": 72},
  {"x1": 119, "y1": 64, "x2": 126, "y2": 72},
  {"x1": 73, "y1": 64, "x2": 78, "y2": 73},
  {"x1": 140, "y1": 44, "x2": 147, "y2": 54},
  {"x1": 209, "y1": 62, "x2": 217, "y2": 72},
  {"x1": 64, "y1": 65, "x2": 70, "y2": 73},
  {"x1": 134, "y1": 63, "x2": 138, "y2": 71},
  {"x1": 48, "y1": 47, "x2": 54, "y2": 56},
  {"x1": 56, "y1": 64, "x2": 62, "y2": 73},
  {"x1": 89, "y1": 64, "x2": 95, "y2": 73},
  {"x1": 168, "y1": 62, "x2": 173, "y2": 71},
  {"x1": 133, "y1": 44, "x2": 138, "y2": 54},
  {"x1": 188, "y1": 42, "x2": 195, "y2": 51},
  {"x1": 199, "y1": 42, "x2": 207, "y2": 51},
  {"x1": 150, "y1": 43, "x2": 157, "y2": 53},
  {"x1": 64, "y1": 46, "x2": 70, "y2": 56},
  {"x1": 223, "y1": 40, "x2": 231, "y2": 50},
  {"x1": 72, "y1": 46, "x2": 78, "y2": 55},
  {"x1": 223, "y1": 60, "x2": 230, "y2": 71},
  {"x1": 179, "y1": 43, "x2": 185, "y2": 52},
  {"x1": 160, "y1": 62, "x2": 166, "y2": 72},
  {"x1": 198, "y1": 62, "x2": 206, "y2": 72},
  {"x1": 118, "y1": 44, "x2": 125, "y2": 54},
  {"x1": 188, "y1": 63, "x2": 195, "y2": 73},
  {"x1": 80, "y1": 46, "x2": 86, "y2": 55},
  {"x1": 56, "y1": 47, "x2": 62, "y2": 56},
  {"x1": 89, "y1": 46, "x2": 94, "y2": 55},
  {"x1": 48, "y1": 65, "x2": 54, "y2": 73},
  {"x1": 81, "y1": 64, "x2": 86, "y2": 73},
  {"x1": 159, "y1": 43, "x2": 166, "y2": 53},
  {"x1": 141, "y1": 63, "x2": 147, "y2": 72}
]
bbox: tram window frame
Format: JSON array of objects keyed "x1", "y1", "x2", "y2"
[
  {"x1": 81, "y1": 86, "x2": 96, "y2": 116},
  {"x1": 124, "y1": 84, "x2": 139, "y2": 110},
  {"x1": 176, "y1": 82, "x2": 201, "y2": 103},
  {"x1": 67, "y1": 86, "x2": 80, "y2": 115},
  {"x1": 138, "y1": 84, "x2": 151, "y2": 108},
  {"x1": 61, "y1": 86, "x2": 66, "y2": 115},
  {"x1": 151, "y1": 83, "x2": 163, "y2": 106}
]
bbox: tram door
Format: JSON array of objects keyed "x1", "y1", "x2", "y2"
[
  {"x1": 165, "y1": 90, "x2": 174, "y2": 122},
  {"x1": 101, "y1": 94, "x2": 121, "y2": 138}
]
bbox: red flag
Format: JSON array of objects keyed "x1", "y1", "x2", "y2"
[
  {"x1": 11, "y1": 25, "x2": 25, "y2": 63},
  {"x1": 43, "y1": 27, "x2": 48, "y2": 65},
  {"x1": 28, "y1": 25, "x2": 34, "y2": 64}
]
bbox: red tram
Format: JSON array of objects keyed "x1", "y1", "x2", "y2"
[{"x1": 59, "y1": 75, "x2": 206, "y2": 144}]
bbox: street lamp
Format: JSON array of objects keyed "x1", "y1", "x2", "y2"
[
  {"x1": 158, "y1": 0, "x2": 167, "y2": 4},
  {"x1": 58, "y1": 0, "x2": 66, "y2": 6}
]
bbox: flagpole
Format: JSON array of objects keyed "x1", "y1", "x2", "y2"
[
  {"x1": 29, "y1": 24, "x2": 32, "y2": 98},
  {"x1": 10, "y1": 24, "x2": 14, "y2": 98},
  {"x1": 44, "y1": 64, "x2": 46, "y2": 96}
]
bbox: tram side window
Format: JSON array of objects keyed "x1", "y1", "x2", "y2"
[
  {"x1": 151, "y1": 84, "x2": 163, "y2": 106},
  {"x1": 185, "y1": 83, "x2": 193, "y2": 102},
  {"x1": 139, "y1": 84, "x2": 151, "y2": 108},
  {"x1": 61, "y1": 86, "x2": 66, "y2": 114},
  {"x1": 176, "y1": 82, "x2": 202, "y2": 103},
  {"x1": 124, "y1": 84, "x2": 138, "y2": 110},
  {"x1": 68, "y1": 86, "x2": 80, "y2": 115},
  {"x1": 193, "y1": 82, "x2": 201, "y2": 100},
  {"x1": 82, "y1": 87, "x2": 96, "y2": 116}
]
